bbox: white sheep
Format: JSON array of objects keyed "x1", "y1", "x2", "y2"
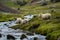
[
  {"x1": 23, "y1": 19, "x2": 28, "y2": 24},
  {"x1": 16, "y1": 18, "x2": 27, "y2": 24},
  {"x1": 16, "y1": 18, "x2": 23, "y2": 24},
  {"x1": 39, "y1": 13, "x2": 51, "y2": 20}
]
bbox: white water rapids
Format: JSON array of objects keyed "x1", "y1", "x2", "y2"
[{"x1": 0, "y1": 21, "x2": 46, "y2": 40}]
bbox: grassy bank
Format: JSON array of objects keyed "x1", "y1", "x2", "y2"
[
  {"x1": 0, "y1": 0, "x2": 60, "y2": 40},
  {"x1": 0, "y1": 12, "x2": 21, "y2": 22},
  {"x1": 12, "y1": 2, "x2": 60, "y2": 40},
  {"x1": 12, "y1": 12, "x2": 60, "y2": 40}
]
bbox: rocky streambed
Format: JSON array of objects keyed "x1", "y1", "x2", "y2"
[{"x1": 0, "y1": 21, "x2": 46, "y2": 40}]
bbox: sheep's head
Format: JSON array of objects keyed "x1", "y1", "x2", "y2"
[{"x1": 39, "y1": 13, "x2": 43, "y2": 18}]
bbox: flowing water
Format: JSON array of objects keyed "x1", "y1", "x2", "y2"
[{"x1": 0, "y1": 21, "x2": 46, "y2": 40}]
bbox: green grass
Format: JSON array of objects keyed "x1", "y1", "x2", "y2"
[
  {"x1": 0, "y1": 12, "x2": 21, "y2": 22},
  {"x1": 47, "y1": 30, "x2": 60, "y2": 40},
  {"x1": 12, "y1": 12, "x2": 60, "y2": 40},
  {"x1": 12, "y1": 2, "x2": 60, "y2": 40},
  {"x1": 0, "y1": 1, "x2": 60, "y2": 40}
]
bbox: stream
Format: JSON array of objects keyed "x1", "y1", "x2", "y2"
[{"x1": 0, "y1": 21, "x2": 46, "y2": 40}]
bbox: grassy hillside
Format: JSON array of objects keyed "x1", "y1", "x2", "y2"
[
  {"x1": 0, "y1": 0, "x2": 60, "y2": 40},
  {"x1": 0, "y1": 12, "x2": 21, "y2": 22}
]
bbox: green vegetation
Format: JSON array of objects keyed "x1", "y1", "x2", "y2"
[
  {"x1": 0, "y1": 12, "x2": 21, "y2": 22},
  {"x1": 47, "y1": 30, "x2": 60, "y2": 40},
  {"x1": 0, "y1": 0, "x2": 60, "y2": 40}
]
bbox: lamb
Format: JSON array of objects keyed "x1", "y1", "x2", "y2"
[
  {"x1": 16, "y1": 18, "x2": 27, "y2": 24},
  {"x1": 16, "y1": 18, "x2": 23, "y2": 24},
  {"x1": 39, "y1": 13, "x2": 51, "y2": 20}
]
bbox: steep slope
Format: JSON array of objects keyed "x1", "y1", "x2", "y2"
[
  {"x1": 0, "y1": 0, "x2": 60, "y2": 40},
  {"x1": 12, "y1": 2, "x2": 60, "y2": 40}
]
